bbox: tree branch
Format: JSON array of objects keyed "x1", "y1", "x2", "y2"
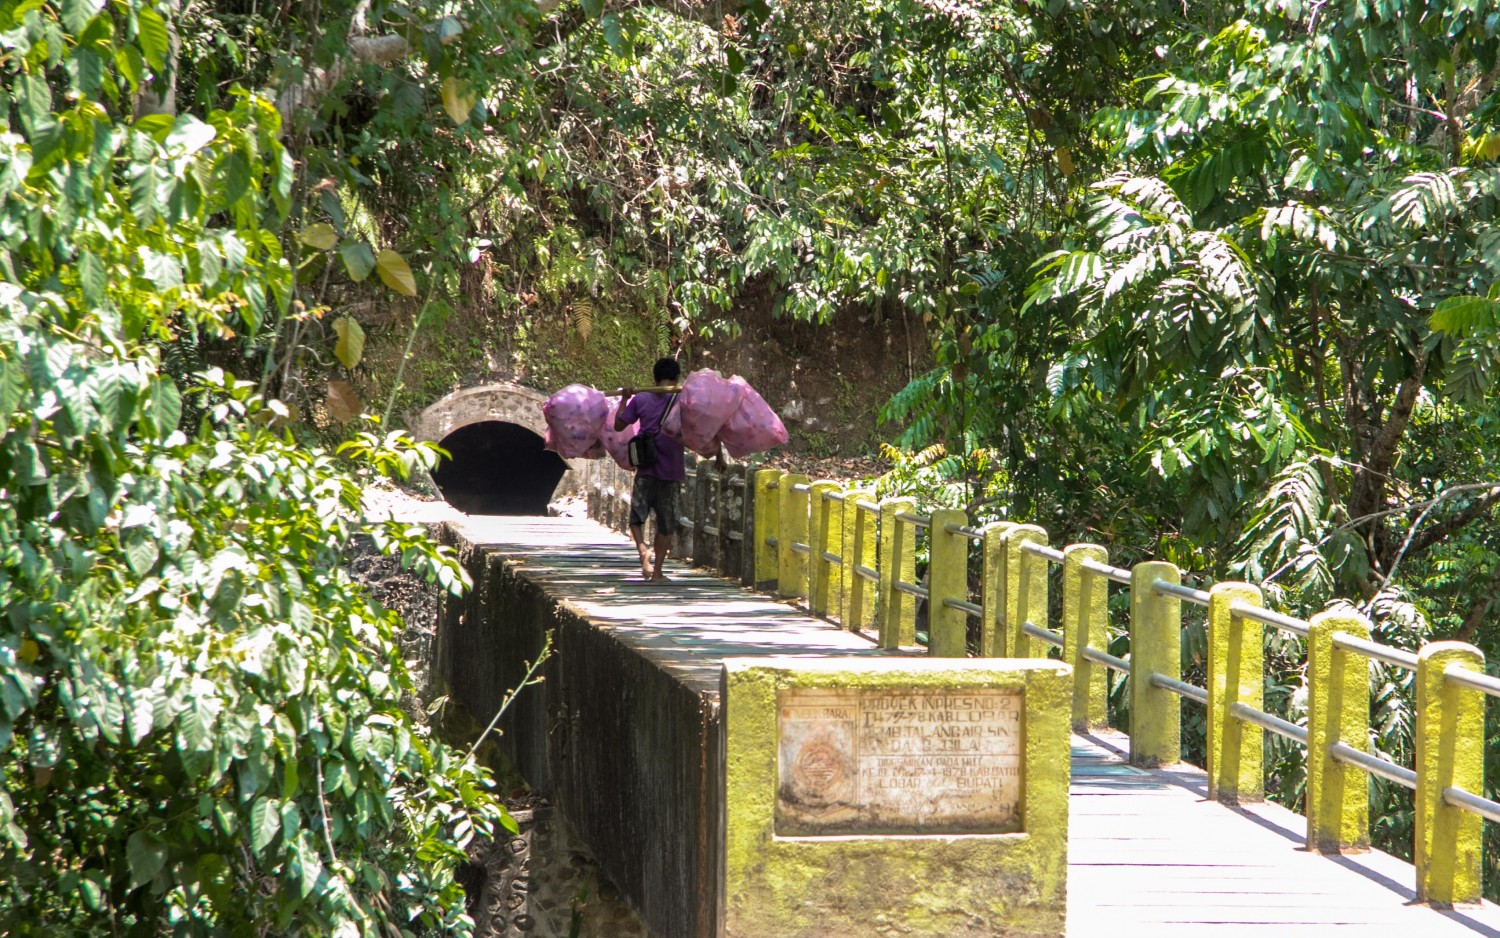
[
  {"x1": 1402, "y1": 488, "x2": 1500, "y2": 558},
  {"x1": 1453, "y1": 556, "x2": 1500, "y2": 644}
]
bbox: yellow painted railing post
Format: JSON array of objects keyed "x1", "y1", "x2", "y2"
[
  {"x1": 877, "y1": 497, "x2": 916, "y2": 649},
  {"x1": 1128, "y1": 561, "x2": 1181, "y2": 767},
  {"x1": 1206, "y1": 582, "x2": 1264, "y2": 805},
  {"x1": 1063, "y1": 543, "x2": 1110, "y2": 730},
  {"x1": 979, "y1": 521, "x2": 1015, "y2": 657},
  {"x1": 1005, "y1": 525, "x2": 1050, "y2": 659},
  {"x1": 841, "y1": 489, "x2": 877, "y2": 632},
  {"x1": 928, "y1": 509, "x2": 969, "y2": 658},
  {"x1": 1416, "y1": 642, "x2": 1486, "y2": 905},
  {"x1": 1306, "y1": 609, "x2": 1371, "y2": 854},
  {"x1": 752, "y1": 469, "x2": 781, "y2": 592},
  {"x1": 778, "y1": 473, "x2": 810, "y2": 602},
  {"x1": 807, "y1": 481, "x2": 842, "y2": 618}
]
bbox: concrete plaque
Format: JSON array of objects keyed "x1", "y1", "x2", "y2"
[{"x1": 776, "y1": 687, "x2": 1024, "y2": 835}]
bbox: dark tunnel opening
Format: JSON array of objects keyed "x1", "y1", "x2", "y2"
[{"x1": 431, "y1": 421, "x2": 569, "y2": 515}]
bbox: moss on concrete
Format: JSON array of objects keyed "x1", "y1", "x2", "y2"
[{"x1": 722, "y1": 658, "x2": 1071, "y2": 938}]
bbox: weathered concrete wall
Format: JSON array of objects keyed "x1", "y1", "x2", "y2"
[
  {"x1": 414, "y1": 383, "x2": 584, "y2": 500},
  {"x1": 435, "y1": 527, "x2": 721, "y2": 938}
]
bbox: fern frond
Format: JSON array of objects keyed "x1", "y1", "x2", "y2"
[{"x1": 568, "y1": 298, "x2": 595, "y2": 342}]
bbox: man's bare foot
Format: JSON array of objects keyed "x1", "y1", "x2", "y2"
[{"x1": 650, "y1": 572, "x2": 668, "y2": 582}]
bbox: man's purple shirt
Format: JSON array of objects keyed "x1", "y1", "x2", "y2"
[{"x1": 618, "y1": 392, "x2": 684, "y2": 482}]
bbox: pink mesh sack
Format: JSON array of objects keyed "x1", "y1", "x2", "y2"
[
  {"x1": 661, "y1": 395, "x2": 683, "y2": 443},
  {"x1": 716, "y1": 376, "x2": 787, "y2": 458},
  {"x1": 540, "y1": 383, "x2": 608, "y2": 459},
  {"x1": 600, "y1": 397, "x2": 638, "y2": 470},
  {"x1": 677, "y1": 369, "x2": 745, "y2": 456}
]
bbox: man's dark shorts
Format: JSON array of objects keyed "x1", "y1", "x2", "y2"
[{"x1": 630, "y1": 475, "x2": 680, "y2": 535}]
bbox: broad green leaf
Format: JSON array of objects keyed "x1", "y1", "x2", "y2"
[
  {"x1": 375, "y1": 249, "x2": 417, "y2": 296},
  {"x1": 249, "y1": 798, "x2": 278, "y2": 855},
  {"x1": 213, "y1": 149, "x2": 250, "y2": 209},
  {"x1": 182, "y1": 702, "x2": 213, "y2": 753},
  {"x1": 141, "y1": 376, "x2": 182, "y2": 439},
  {"x1": 332, "y1": 317, "x2": 365, "y2": 370},
  {"x1": 115, "y1": 43, "x2": 143, "y2": 92},
  {"x1": 124, "y1": 533, "x2": 159, "y2": 577},
  {"x1": 16, "y1": 75, "x2": 53, "y2": 134},
  {"x1": 62, "y1": 0, "x2": 106, "y2": 34},
  {"x1": 349, "y1": 724, "x2": 372, "y2": 760},
  {"x1": 441, "y1": 77, "x2": 476, "y2": 125},
  {"x1": 79, "y1": 873, "x2": 104, "y2": 910},
  {"x1": 580, "y1": 0, "x2": 604, "y2": 17},
  {"x1": 135, "y1": 6, "x2": 170, "y2": 72},
  {"x1": 126, "y1": 830, "x2": 166, "y2": 888},
  {"x1": 78, "y1": 250, "x2": 106, "y2": 307},
  {"x1": 0, "y1": 358, "x2": 28, "y2": 417},
  {"x1": 339, "y1": 241, "x2": 376, "y2": 281},
  {"x1": 299, "y1": 223, "x2": 338, "y2": 251}
]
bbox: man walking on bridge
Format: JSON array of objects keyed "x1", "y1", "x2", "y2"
[{"x1": 616, "y1": 357, "x2": 688, "y2": 581}]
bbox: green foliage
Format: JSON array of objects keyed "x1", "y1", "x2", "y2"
[
  {"x1": 1019, "y1": 0, "x2": 1500, "y2": 886},
  {"x1": 1, "y1": 1, "x2": 511, "y2": 932}
]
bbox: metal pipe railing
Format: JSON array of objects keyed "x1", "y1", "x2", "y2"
[
  {"x1": 944, "y1": 522, "x2": 985, "y2": 540},
  {"x1": 640, "y1": 471, "x2": 1500, "y2": 896},
  {"x1": 1082, "y1": 646, "x2": 1131, "y2": 674},
  {"x1": 1230, "y1": 601, "x2": 1310, "y2": 637},
  {"x1": 1329, "y1": 742, "x2": 1418, "y2": 790},
  {"x1": 1444, "y1": 664, "x2": 1500, "y2": 698},
  {"x1": 1150, "y1": 672, "x2": 1208, "y2": 705},
  {"x1": 1021, "y1": 541, "x2": 1066, "y2": 564},
  {"x1": 1152, "y1": 578, "x2": 1211, "y2": 606},
  {"x1": 1444, "y1": 786, "x2": 1500, "y2": 826},
  {"x1": 943, "y1": 597, "x2": 983, "y2": 617},
  {"x1": 1021, "y1": 621, "x2": 1065, "y2": 649},
  {"x1": 893, "y1": 579, "x2": 929, "y2": 600},
  {"x1": 1080, "y1": 558, "x2": 1132, "y2": 585},
  {"x1": 1330, "y1": 632, "x2": 1420, "y2": 671},
  {"x1": 1228, "y1": 702, "x2": 1308, "y2": 745}
]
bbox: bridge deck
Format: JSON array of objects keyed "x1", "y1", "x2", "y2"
[
  {"x1": 1068, "y1": 733, "x2": 1500, "y2": 936},
  {"x1": 430, "y1": 512, "x2": 1500, "y2": 937}
]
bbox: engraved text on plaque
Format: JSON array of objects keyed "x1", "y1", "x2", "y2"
[{"x1": 776, "y1": 688, "x2": 1024, "y2": 836}]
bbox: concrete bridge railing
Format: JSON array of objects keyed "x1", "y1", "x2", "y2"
[{"x1": 582, "y1": 462, "x2": 1498, "y2": 907}]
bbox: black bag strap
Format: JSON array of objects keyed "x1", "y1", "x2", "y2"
[{"x1": 644, "y1": 393, "x2": 677, "y2": 437}]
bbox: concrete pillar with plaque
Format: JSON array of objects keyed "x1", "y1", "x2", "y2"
[{"x1": 721, "y1": 657, "x2": 1071, "y2": 938}]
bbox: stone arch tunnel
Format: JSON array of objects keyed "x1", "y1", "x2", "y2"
[{"x1": 412, "y1": 384, "x2": 577, "y2": 516}]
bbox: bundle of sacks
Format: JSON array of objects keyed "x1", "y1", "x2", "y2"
[{"x1": 541, "y1": 370, "x2": 788, "y2": 469}]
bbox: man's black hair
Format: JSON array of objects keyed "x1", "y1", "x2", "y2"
[{"x1": 653, "y1": 357, "x2": 681, "y2": 383}]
